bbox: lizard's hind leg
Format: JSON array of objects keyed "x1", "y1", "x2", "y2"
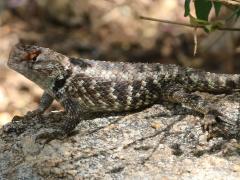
[{"x1": 162, "y1": 84, "x2": 225, "y2": 132}]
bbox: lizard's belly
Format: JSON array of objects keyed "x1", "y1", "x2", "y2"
[
  {"x1": 76, "y1": 94, "x2": 158, "y2": 112},
  {"x1": 67, "y1": 78, "x2": 162, "y2": 112}
]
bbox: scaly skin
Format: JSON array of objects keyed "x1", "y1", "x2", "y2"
[{"x1": 7, "y1": 44, "x2": 240, "y2": 138}]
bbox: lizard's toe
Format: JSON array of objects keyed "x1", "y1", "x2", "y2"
[
  {"x1": 3, "y1": 116, "x2": 27, "y2": 134},
  {"x1": 202, "y1": 114, "x2": 217, "y2": 133}
]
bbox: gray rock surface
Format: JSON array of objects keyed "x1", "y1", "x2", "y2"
[{"x1": 0, "y1": 92, "x2": 240, "y2": 179}]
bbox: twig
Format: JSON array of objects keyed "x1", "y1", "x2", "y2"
[
  {"x1": 193, "y1": 28, "x2": 198, "y2": 56},
  {"x1": 139, "y1": 16, "x2": 240, "y2": 31}
]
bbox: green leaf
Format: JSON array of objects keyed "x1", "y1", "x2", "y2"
[
  {"x1": 194, "y1": 0, "x2": 212, "y2": 21},
  {"x1": 184, "y1": 0, "x2": 191, "y2": 17},
  {"x1": 213, "y1": 2, "x2": 221, "y2": 16},
  {"x1": 235, "y1": 8, "x2": 240, "y2": 20}
]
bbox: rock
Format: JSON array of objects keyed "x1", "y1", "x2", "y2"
[{"x1": 0, "y1": 93, "x2": 240, "y2": 179}]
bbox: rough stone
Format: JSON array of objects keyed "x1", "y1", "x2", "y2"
[{"x1": 0, "y1": 92, "x2": 240, "y2": 179}]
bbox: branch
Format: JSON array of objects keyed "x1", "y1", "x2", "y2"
[{"x1": 139, "y1": 16, "x2": 240, "y2": 31}]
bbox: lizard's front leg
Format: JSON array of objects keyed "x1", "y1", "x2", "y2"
[
  {"x1": 26, "y1": 91, "x2": 54, "y2": 117},
  {"x1": 35, "y1": 98, "x2": 118, "y2": 141},
  {"x1": 3, "y1": 91, "x2": 54, "y2": 134},
  {"x1": 162, "y1": 84, "x2": 225, "y2": 132}
]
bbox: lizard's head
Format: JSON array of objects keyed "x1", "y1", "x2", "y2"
[{"x1": 8, "y1": 44, "x2": 71, "y2": 90}]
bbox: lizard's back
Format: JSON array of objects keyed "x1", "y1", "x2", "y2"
[
  {"x1": 63, "y1": 57, "x2": 240, "y2": 112},
  {"x1": 63, "y1": 58, "x2": 168, "y2": 112}
]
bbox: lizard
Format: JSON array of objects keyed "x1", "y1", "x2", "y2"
[{"x1": 6, "y1": 44, "x2": 240, "y2": 138}]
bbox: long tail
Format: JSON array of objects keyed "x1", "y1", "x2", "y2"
[{"x1": 179, "y1": 67, "x2": 240, "y2": 93}]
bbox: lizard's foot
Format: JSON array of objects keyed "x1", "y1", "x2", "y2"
[
  {"x1": 3, "y1": 114, "x2": 42, "y2": 135},
  {"x1": 34, "y1": 128, "x2": 68, "y2": 143},
  {"x1": 202, "y1": 109, "x2": 224, "y2": 133},
  {"x1": 3, "y1": 116, "x2": 25, "y2": 134},
  {"x1": 34, "y1": 120, "x2": 79, "y2": 143},
  {"x1": 202, "y1": 114, "x2": 217, "y2": 133},
  {"x1": 25, "y1": 109, "x2": 44, "y2": 118}
]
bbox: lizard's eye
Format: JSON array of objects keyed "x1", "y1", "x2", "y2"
[{"x1": 25, "y1": 50, "x2": 41, "y2": 62}]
